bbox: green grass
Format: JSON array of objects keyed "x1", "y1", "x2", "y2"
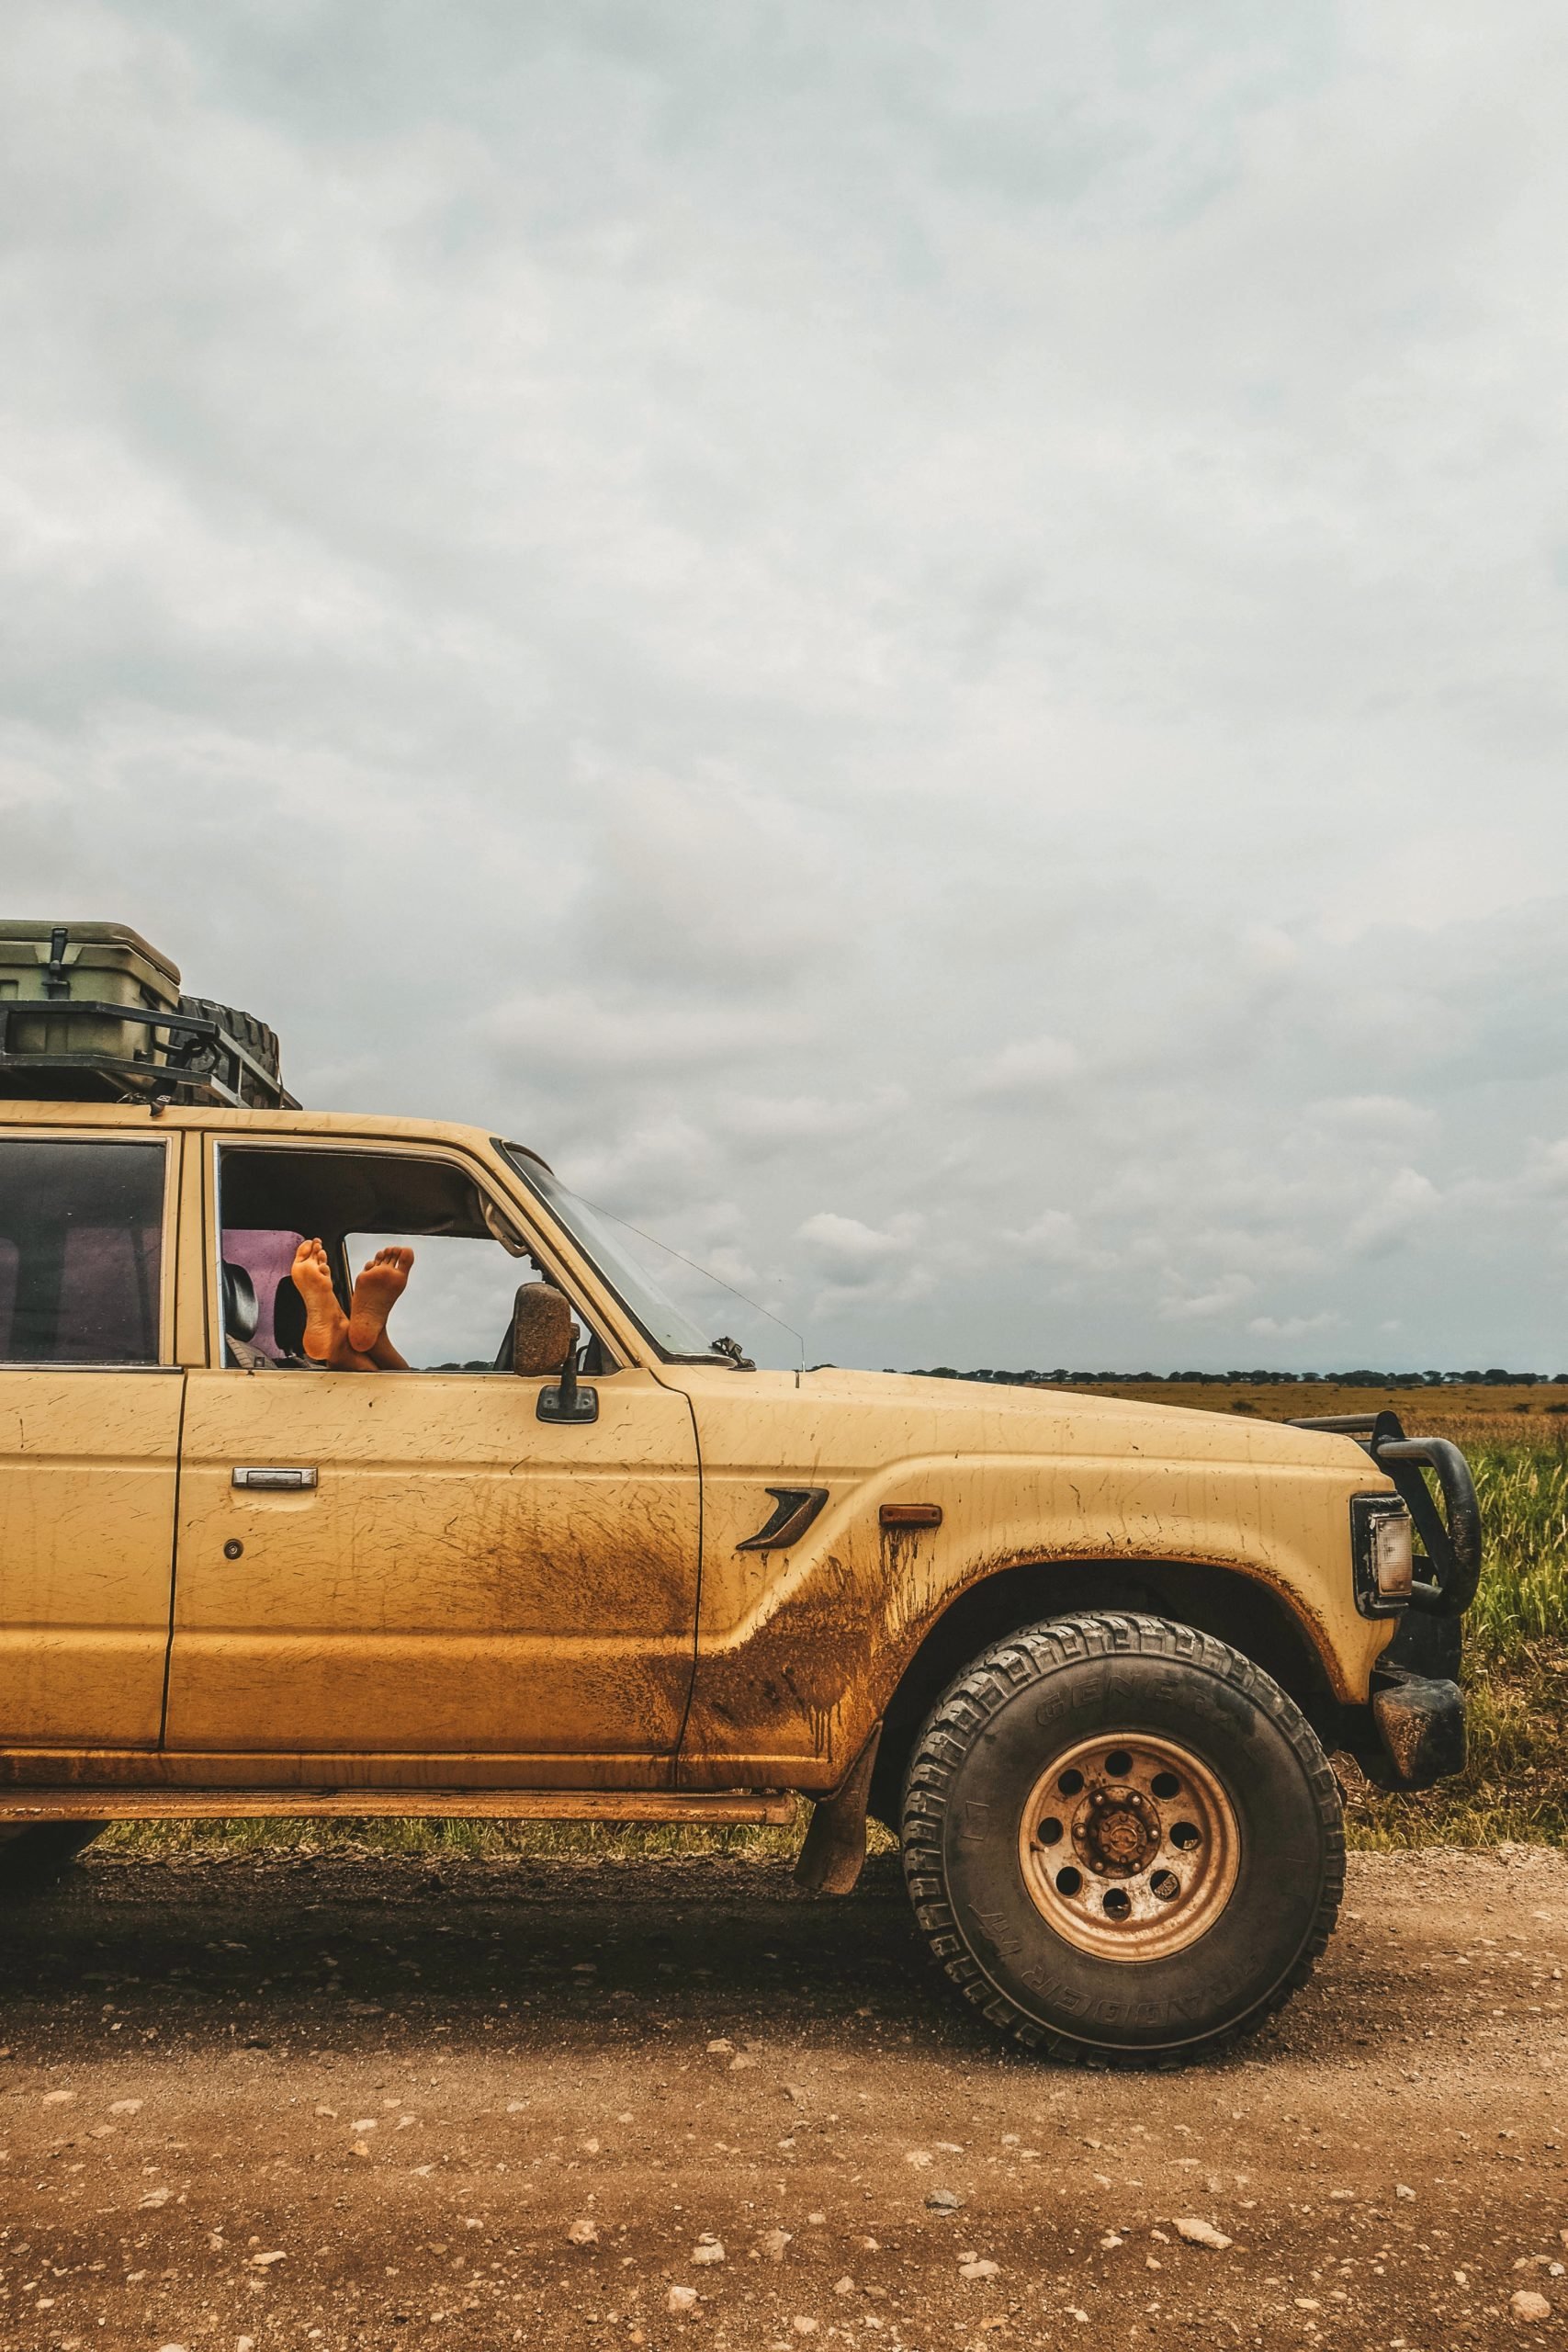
[
  {"x1": 1465, "y1": 1442, "x2": 1568, "y2": 1658},
  {"x1": 96, "y1": 1808, "x2": 818, "y2": 1868},
  {"x1": 99, "y1": 1440, "x2": 1568, "y2": 1867}
]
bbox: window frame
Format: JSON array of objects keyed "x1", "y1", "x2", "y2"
[
  {"x1": 0, "y1": 1125, "x2": 178, "y2": 1371},
  {"x1": 205, "y1": 1134, "x2": 623, "y2": 1376},
  {"x1": 500, "y1": 1145, "x2": 728, "y2": 1364}
]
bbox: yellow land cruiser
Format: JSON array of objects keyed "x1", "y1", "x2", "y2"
[{"x1": 0, "y1": 922, "x2": 1479, "y2": 2067}]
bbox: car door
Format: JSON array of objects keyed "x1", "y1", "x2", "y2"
[
  {"x1": 0, "y1": 1126, "x2": 182, "y2": 1750},
  {"x1": 162, "y1": 1136, "x2": 702, "y2": 1785}
]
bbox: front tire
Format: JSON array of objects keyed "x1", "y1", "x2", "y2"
[{"x1": 901, "y1": 1612, "x2": 1343, "y2": 2066}]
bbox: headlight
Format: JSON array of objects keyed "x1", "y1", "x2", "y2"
[{"x1": 1351, "y1": 1496, "x2": 1414, "y2": 1616}]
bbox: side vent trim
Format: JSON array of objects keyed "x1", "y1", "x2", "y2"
[{"x1": 737, "y1": 1487, "x2": 829, "y2": 1552}]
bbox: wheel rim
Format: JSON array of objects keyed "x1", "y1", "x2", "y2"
[{"x1": 1017, "y1": 1731, "x2": 1240, "y2": 1960}]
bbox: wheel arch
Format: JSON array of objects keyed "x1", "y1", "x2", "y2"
[{"x1": 869, "y1": 1557, "x2": 1340, "y2": 1827}]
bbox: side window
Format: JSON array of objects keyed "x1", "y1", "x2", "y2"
[
  {"x1": 216, "y1": 1147, "x2": 598, "y2": 1374},
  {"x1": 342, "y1": 1231, "x2": 528, "y2": 1370},
  {"x1": 0, "y1": 1138, "x2": 166, "y2": 1364}
]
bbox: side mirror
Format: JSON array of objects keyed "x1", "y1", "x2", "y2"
[{"x1": 512, "y1": 1283, "x2": 574, "y2": 1377}]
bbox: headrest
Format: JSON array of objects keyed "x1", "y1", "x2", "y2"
[
  {"x1": 273, "y1": 1273, "x2": 306, "y2": 1359},
  {"x1": 221, "y1": 1260, "x2": 260, "y2": 1344}
]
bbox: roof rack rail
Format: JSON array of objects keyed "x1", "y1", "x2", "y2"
[{"x1": 0, "y1": 999, "x2": 298, "y2": 1112}]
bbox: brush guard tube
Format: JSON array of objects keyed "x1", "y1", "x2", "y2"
[{"x1": 1289, "y1": 1410, "x2": 1482, "y2": 1618}]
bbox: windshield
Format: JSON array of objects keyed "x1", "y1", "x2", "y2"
[{"x1": 500, "y1": 1147, "x2": 721, "y2": 1360}]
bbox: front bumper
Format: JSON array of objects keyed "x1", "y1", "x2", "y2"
[{"x1": 1368, "y1": 1668, "x2": 1467, "y2": 1790}]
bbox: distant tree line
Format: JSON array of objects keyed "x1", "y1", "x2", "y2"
[{"x1": 901, "y1": 1367, "x2": 1568, "y2": 1387}]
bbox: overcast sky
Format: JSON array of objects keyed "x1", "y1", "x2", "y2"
[{"x1": 5, "y1": 2, "x2": 1567, "y2": 1372}]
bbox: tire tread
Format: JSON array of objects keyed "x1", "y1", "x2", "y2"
[{"x1": 900, "y1": 1610, "x2": 1345, "y2": 2069}]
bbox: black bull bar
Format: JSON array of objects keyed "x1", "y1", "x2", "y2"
[
  {"x1": 1288, "y1": 1409, "x2": 1482, "y2": 1618},
  {"x1": 1291, "y1": 1409, "x2": 1481, "y2": 1789}
]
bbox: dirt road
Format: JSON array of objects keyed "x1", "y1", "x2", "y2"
[{"x1": 0, "y1": 1845, "x2": 1563, "y2": 2349}]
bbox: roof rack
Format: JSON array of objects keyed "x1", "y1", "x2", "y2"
[{"x1": 0, "y1": 999, "x2": 298, "y2": 1112}]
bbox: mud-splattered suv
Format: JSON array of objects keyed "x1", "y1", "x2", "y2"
[{"x1": 0, "y1": 1079, "x2": 1478, "y2": 2067}]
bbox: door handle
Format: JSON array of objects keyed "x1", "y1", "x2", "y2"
[{"x1": 231, "y1": 1466, "x2": 318, "y2": 1491}]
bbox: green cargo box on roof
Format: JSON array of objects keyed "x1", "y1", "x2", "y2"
[
  {"x1": 0, "y1": 920, "x2": 294, "y2": 1110},
  {"x1": 0, "y1": 920, "x2": 182, "y2": 1068}
]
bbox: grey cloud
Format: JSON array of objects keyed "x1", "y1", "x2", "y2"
[
  {"x1": 1002, "y1": 1210, "x2": 1100, "y2": 1269},
  {"x1": 1345, "y1": 1169, "x2": 1441, "y2": 1259},
  {"x1": 964, "y1": 1036, "x2": 1079, "y2": 1099},
  {"x1": 487, "y1": 989, "x2": 800, "y2": 1078},
  {"x1": 716, "y1": 1090, "x2": 906, "y2": 1148},
  {"x1": 796, "y1": 1211, "x2": 922, "y2": 1283},
  {"x1": 1248, "y1": 1310, "x2": 1339, "y2": 1340},
  {"x1": 6, "y1": 1, "x2": 1568, "y2": 1368},
  {"x1": 1157, "y1": 1272, "x2": 1258, "y2": 1324},
  {"x1": 1304, "y1": 1096, "x2": 1437, "y2": 1144},
  {"x1": 572, "y1": 770, "x2": 852, "y2": 987}
]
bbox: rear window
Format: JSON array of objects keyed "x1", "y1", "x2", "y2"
[{"x1": 0, "y1": 1138, "x2": 166, "y2": 1364}]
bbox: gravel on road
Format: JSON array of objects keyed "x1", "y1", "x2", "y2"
[{"x1": 0, "y1": 1844, "x2": 1563, "y2": 2348}]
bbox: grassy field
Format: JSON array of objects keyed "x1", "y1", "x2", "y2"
[
  {"x1": 1055, "y1": 1375, "x2": 1568, "y2": 1448},
  {"x1": 102, "y1": 1383, "x2": 1568, "y2": 1866}
]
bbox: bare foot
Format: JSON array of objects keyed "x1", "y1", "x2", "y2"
[
  {"x1": 291, "y1": 1238, "x2": 349, "y2": 1364},
  {"x1": 347, "y1": 1245, "x2": 415, "y2": 1355}
]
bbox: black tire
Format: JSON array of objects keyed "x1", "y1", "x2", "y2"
[
  {"x1": 0, "y1": 1822, "x2": 106, "y2": 1895},
  {"x1": 902, "y1": 1611, "x2": 1344, "y2": 2067},
  {"x1": 176, "y1": 996, "x2": 282, "y2": 1100}
]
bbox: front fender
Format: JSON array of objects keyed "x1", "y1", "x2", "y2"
[{"x1": 680, "y1": 1443, "x2": 1389, "y2": 1791}]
